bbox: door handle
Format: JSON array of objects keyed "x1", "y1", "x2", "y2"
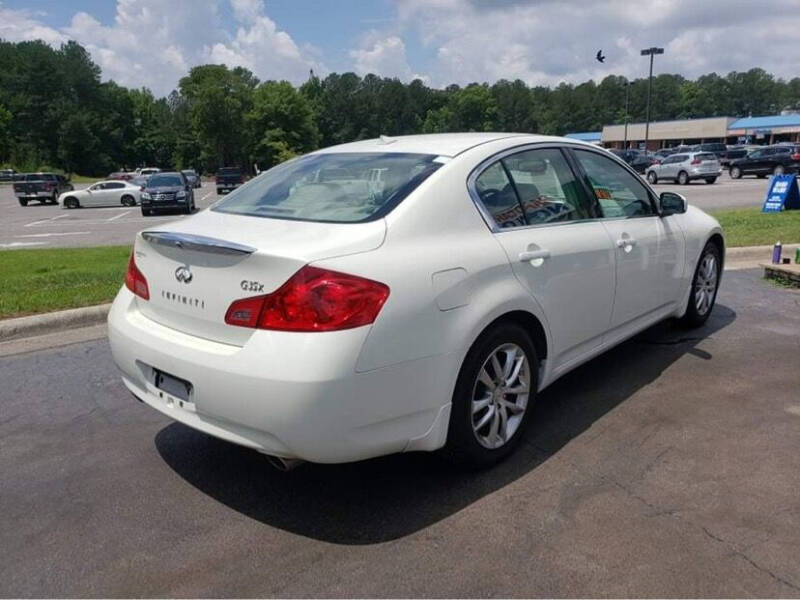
[
  {"x1": 519, "y1": 249, "x2": 550, "y2": 262},
  {"x1": 616, "y1": 238, "x2": 637, "y2": 248}
]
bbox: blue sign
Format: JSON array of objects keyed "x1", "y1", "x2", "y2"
[{"x1": 763, "y1": 175, "x2": 800, "y2": 212}]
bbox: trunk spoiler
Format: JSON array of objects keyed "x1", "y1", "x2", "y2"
[{"x1": 141, "y1": 231, "x2": 256, "y2": 256}]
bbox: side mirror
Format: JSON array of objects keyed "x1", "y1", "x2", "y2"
[{"x1": 659, "y1": 191, "x2": 687, "y2": 216}]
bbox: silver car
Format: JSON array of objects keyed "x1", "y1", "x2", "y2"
[{"x1": 646, "y1": 152, "x2": 721, "y2": 185}]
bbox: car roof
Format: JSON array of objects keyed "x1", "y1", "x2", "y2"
[{"x1": 313, "y1": 132, "x2": 566, "y2": 158}]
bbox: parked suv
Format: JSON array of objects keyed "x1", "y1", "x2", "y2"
[
  {"x1": 140, "y1": 171, "x2": 195, "y2": 215},
  {"x1": 215, "y1": 167, "x2": 245, "y2": 194},
  {"x1": 609, "y1": 149, "x2": 655, "y2": 173},
  {"x1": 646, "y1": 152, "x2": 721, "y2": 185},
  {"x1": 695, "y1": 143, "x2": 727, "y2": 160},
  {"x1": 0, "y1": 168, "x2": 18, "y2": 182},
  {"x1": 729, "y1": 145, "x2": 800, "y2": 178},
  {"x1": 13, "y1": 172, "x2": 73, "y2": 205}
]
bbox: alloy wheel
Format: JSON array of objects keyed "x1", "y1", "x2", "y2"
[
  {"x1": 471, "y1": 343, "x2": 530, "y2": 449},
  {"x1": 694, "y1": 253, "x2": 718, "y2": 316}
]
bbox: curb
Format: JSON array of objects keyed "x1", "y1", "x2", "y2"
[
  {"x1": 0, "y1": 303, "x2": 111, "y2": 342},
  {"x1": 726, "y1": 243, "x2": 799, "y2": 266}
]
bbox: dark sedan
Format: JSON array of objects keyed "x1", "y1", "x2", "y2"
[
  {"x1": 729, "y1": 145, "x2": 800, "y2": 178},
  {"x1": 140, "y1": 172, "x2": 196, "y2": 216}
]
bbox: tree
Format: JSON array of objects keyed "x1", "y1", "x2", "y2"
[
  {"x1": 248, "y1": 80, "x2": 319, "y2": 169},
  {"x1": 179, "y1": 64, "x2": 258, "y2": 171}
]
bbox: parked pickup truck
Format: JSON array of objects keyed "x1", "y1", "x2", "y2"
[
  {"x1": 14, "y1": 173, "x2": 73, "y2": 206},
  {"x1": 215, "y1": 167, "x2": 246, "y2": 194}
]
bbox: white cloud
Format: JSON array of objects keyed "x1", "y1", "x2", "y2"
[
  {"x1": 1, "y1": 0, "x2": 323, "y2": 96},
  {"x1": 204, "y1": 2, "x2": 320, "y2": 83},
  {"x1": 2, "y1": 0, "x2": 800, "y2": 96},
  {"x1": 0, "y1": 4, "x2": 66, "y2": 46},
  {"x1": 396, "y1": 0, "x2": 800, "y2": 88},
  {"x1": 349, "y1": 33, "x2": 427, "y2": 82}
]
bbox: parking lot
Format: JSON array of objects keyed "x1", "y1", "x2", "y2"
[
  {"x1": 0, "y1": 175, "x2": 772, "y2": 250},
  {"x1": 1, "y1": 267, "x2": 799, "y2": 596},
  {"x1": 0, "y1": 181, "x2": 222, "y2": 249}
]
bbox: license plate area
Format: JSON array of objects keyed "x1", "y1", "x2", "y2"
[{"x1": 154, "y1": 369, "x2": 193, "y2": 402}]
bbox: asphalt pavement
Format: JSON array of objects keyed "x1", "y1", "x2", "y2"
[
  {"x1": 0, "y1": 182, "x2": 221, "y2": 249},
  {"x1": 0, "y1": 175, "x2": 772, "y2": 250},
  {"x1": 1, "y1": 268, "x2": 799, "y2": 597}
]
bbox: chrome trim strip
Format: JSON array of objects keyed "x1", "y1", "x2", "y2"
[{"x1": 141, "y1": 231, "x2": 256, "y2": 255}]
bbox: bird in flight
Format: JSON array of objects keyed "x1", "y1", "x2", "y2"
[{"x1": 596, "y1": 50, "x2": 605, "y2": 63}]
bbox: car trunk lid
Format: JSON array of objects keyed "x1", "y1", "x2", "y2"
[{"x1": 133, "y1": 209, "x2": 386, "y2": 345}]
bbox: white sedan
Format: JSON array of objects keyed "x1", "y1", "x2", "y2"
[
  {"x1": 59, "y1": 180, "x2": 141, "y2": 209},
  {"x1": 108, "y1": 133, "x2": 724, "y2": 469}
]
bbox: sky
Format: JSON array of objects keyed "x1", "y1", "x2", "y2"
[{"x1": 1, "y1": 0, "x2": 799, "y2": 97}]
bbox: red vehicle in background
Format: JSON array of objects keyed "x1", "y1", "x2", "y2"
[{"x1": 108, "y1": 171, "x2": 135, "y2": 181}]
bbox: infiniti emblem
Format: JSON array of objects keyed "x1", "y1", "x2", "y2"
[{"x1": 175, "y1": 265, "x2": 193, "y2": 284}]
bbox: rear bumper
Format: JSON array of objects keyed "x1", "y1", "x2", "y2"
[
  {"x1": 108, "y1": 288, "x2": 451, "y2": 463},
  {"x1": 15, "y1": 190, "x2": 53, "y2": 198}
]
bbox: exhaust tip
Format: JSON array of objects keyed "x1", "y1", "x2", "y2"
[{"x1": 265, "y1": 455, "x2": 305, "y2": 471}]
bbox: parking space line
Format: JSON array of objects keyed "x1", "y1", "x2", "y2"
[
  {"x1": 15, "y1": 231, "x2": 91, "y2": 238},
  {"x1": 200, "y1": 192, "x2": 212, "y2": 201},
  {"x1": 0, "y1": 241, "x2": 48, "y2": 248},
  {"x1": 107, "y1": 211, "x2": 131, "y2": 222},
  {"x1": 25, "y1": 214, "x2": 69, "y2": 227}
]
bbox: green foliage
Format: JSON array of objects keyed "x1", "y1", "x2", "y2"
[{"x1": 1, "y1": 38, "x2": 799, "y2": 178}]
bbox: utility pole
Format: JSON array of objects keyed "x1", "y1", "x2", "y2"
[
  {"x1": 640, "y1": 46, "x2": 664, "y2": 151},
  {"x1": 623, "y1": 78, "x2": 630, "y2": 149}
]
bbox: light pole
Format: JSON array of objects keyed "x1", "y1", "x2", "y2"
[
  {"x1": 640, "y1": 46, "x2": 664, "y2": 151},
  {"x1": 623, "y1": 78, "x2": 630, "y2": 149}
]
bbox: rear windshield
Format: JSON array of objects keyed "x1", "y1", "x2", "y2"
[
  {"x1": 212, "y1": 153, "x2": 442, "y2": 223},
  {"x1": 701, "y1": 144, "x2": 726, "y2": 152},
  {"x1": 218, "y1": 168, "x2": 241, "y2": 176},
  {"x1": 148, "y1": 174, "x2": 183, "y2": 187},
  {"x1": 25, "y1": 173, "x2": 56, "y2": 181},
  {"x1": 696, "y1": 153, "x2": 717, "y2": 161}
]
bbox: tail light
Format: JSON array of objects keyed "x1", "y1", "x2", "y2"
[
  {"x1": 239, "y1": 175, "x2": 245, "y2": 183},
  {"x1": 225, "y1": 265, "x2": 389, "y2": 332},
  {"x1": 690, "y1": 158, "x2": 702, "y2": 165},
  {"x1": 653, "y1": 159, "x2": 661, "y2": 165},
  {"x1": 125, "y1": 253, "x2": 150, "y2": 300},
  {"x1": 42, "y1": 183, "x2": 53, "y2": 191},
  {"x1": 791, "y1": 153, "x2": 800, "y2": 161}
]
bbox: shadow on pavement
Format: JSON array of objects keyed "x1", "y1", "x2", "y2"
[{"x1": 156, "y1": 304, "x2": 736, "y2": 544}]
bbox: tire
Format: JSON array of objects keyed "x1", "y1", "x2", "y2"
[
  {"x1": 18, "y1": 198, "x2": 28, "y2": 207},
  {"x1": 121, "y1": 195, "x2": 136, "y2": 207},
  {"x1": 183, "y1": 203, "x2": 193, "y2": 214},
  {"x1": 443, "y1": 322, "x2": 538, "y2": 468},
  {"x1": 705, "y1": 177, "x2": 717, "y2": 184},
  {"x1": 757, "y1": 174, "x2": 767, "y2": 179},
  {"x1": 141, "y1": 208, "x2": 151, "y2": 216},
  {"x1": 64, "y1": 197, "x2": 79, "y2": 209},
  {"x1": 647, "y1": 171, "x2": 658, "y2": 184},
  {"x1": 730, "y1": 166, "x2": 742, "y2": 179},
  {"x1": 216, "y1": 188, "x2": 222, "y2": 195},
  {"x1": 773, "y1": 165, "x2": 785, "y2": 176},
  {"x1": 51, "y1": 191, "x2": 58, "y2": 204},
  {"x1": 677, "y1": 170, "x2": 689, "y2": 185},
  {"x1": 681, "y1": 241, "x2": 721, "y2": 328}
]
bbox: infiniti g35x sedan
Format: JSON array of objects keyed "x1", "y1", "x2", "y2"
[{"x1": 109, "y1": 134, "x2": 724, "y2": 469}]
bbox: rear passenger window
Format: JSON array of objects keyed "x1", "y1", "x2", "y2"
[
  {"x1": 572, "y1": 149, "x2": 655, "y2": 218},
  {"x1": 474, "y1": 162, "x2": 525, "y2": 229},
  {"x1": 502, "y1": 148, "x2": 590, "y2": 224}
]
